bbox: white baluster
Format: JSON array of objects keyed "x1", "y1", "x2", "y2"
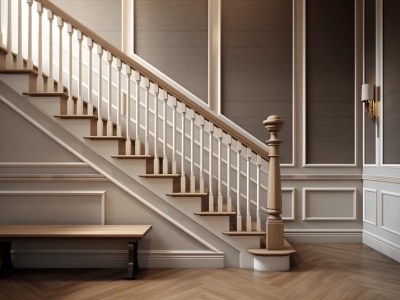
[
  {"x1": 144, "y1": 77, "x2": 150, "y2": 155},
  {"x1": 16, "y1": 0, "x2": 23, "y2": 69},
  {"x1": 46, "y1": 10, "x2": 54, "y2": 91},
  {"x1": 217, "y1": 128, "x2": 223, "y2": 211},
  {"x1": 226, "y1": 135, "x2": 232, "y2": 212},
  {"x1": 199, "y1": 116, "x2": 205, "y2": 193},
  {"x1": 76, "y1": 30, "x2": 83, "y2": 115},
  {"x1": 180, "y1": 103, "x2": 187, "y2": 193},
  {"x1": 5, "y1": 0, "x2": 12, "y2": 69},
  {"x1": 162, "y1": 91, "x2": 169, "y2": 174},
  {"x1": 190, "y1": 110, "x2": 196, "y2": 193},
  {"x1": 96, "y1": 45, "x2": 103, "y2": 136},
  {"x1": 56, "y1": 16, "x2": 63, "y2": 92},
  {"x1": 246, "y1": 148, "x2": 252, "y2": 231},
  {"x1": 236, "y1": 141, "x2": 242, "y2": 231},
  {"x1": 86, "y1": 38, "x2": 93, "y2": 115},
  {"x1": 134, "y1": 71, "x2": 141, "y2": 155},
  {"x1": 153, "y1": 84, "x2": 160, "y2": 173},
  {"x1": 256, "y1": 154, "x2": 261, "y2": 231},
  {"x1": 26, "y1": 0, "x2": 33, "y2": 69},
  {"x1": 36, "y1": 3, "x2": 44, "y2": 91},
  {"x1": 116, "y1": 58, "x2": 122, "y2": 136},
  {"x1": 106, "y1": 52, "x2": 113, "y2": 136},
  {"x1": 66, "y1": 24, "x2": 73, "y2": 113},
  {"x1": 208, "y1": 123, "x2": 214, "y2": 212},
  {"x1": 171, "y1": 96, "x2": 177, "y2": 174},
  {"x1": 125, "y1": 65, "x2": 132, "y2": 155}
]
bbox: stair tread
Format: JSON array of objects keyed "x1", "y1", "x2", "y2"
[
  {"x1": 23, "y1": 92, "x2": 68, "y2": 97},
  {"x1": 166, "y1": 192, "x2": 208, "y2": 197},
  {"x1": 223, "y1": 231, "x2": 266, "y2": 236},
  {"x1": 248, "y1": 240, "x2": 296, "y2": 256},
  {"x1": 112, "y1": 155, "x2": 152, "y2": 159},
  {"x1": 139, "y1": 174, "x2": 181, "y2": 178},
  {"x1": 55, "y1": 115, "x2": 97, "y2": 119},
  {"x1": 0, "y1": 69, "x2": 38, "y2": 76},
  {"x1": 194, "y1": 211, "x2": 236, "y2": 216},
  {"x1": 84, "y1": 136, "x2": 126, "y2": 140}
]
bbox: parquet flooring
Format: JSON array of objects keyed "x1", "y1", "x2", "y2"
[{"x1": 1, "y1": 244, "x2": 400, "y2": 300}]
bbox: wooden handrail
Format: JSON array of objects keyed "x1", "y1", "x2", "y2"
[{"x1": 37, "y1": 0, "x2": 270, "y2": 161}]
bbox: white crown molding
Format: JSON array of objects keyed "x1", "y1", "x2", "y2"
[{"x1": 363, "y1": 174, "x2": 400, "y2": 184}]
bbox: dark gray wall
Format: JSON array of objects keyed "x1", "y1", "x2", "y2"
[
  {"x1": 134, "y1": 0, "x2": 208, "y2": 102},
  {"x1": 383, "y1": 0, "x2": 400, "y2": 164},
  {"x1": 306, "y1": 0, "x2": 355, "y2": 164},
  {"x1": 221, "y1": 0, "x2": 293, "y2": 164}
]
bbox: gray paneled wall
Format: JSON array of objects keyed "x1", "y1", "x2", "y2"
[
  {"x1": 306, "y1": 0, "x2": 355, "y2": 164},
  {"x1": 134, "y1": 0, "x2": 208, "y2": 102},
  {"x1": 221, "y1": 0, "x2": 293, "y2": 164},
  {"x1": 383, "y1": 0, "x2": 400, "y2": 164},
  {"x1": 364, "y1": 0, "x2": 376, "y2": 164},
  {"x1": 51, "y1": 0, "x2": 122, "y2": 49}
]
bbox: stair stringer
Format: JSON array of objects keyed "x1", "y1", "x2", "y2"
[{"x1": 0, "y1": 79, "x2": 247, "y2": 267}]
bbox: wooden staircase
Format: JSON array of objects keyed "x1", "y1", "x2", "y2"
[{"x1": 0, "y1": 0, "x2": 295, "y2": 271}]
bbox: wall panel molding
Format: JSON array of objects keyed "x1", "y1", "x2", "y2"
[
  {"x1": 302, "y1": 188, "x2": 357, "y2": 221},
  {"x1": 363, "y1": 188, "x2": 377, "y2": 225},
  {"x1": 381, "y1": 191, "x2": 400, "y2": 236},
  {"x1": 282, "y1": 188, "x2": 296, "y2": 221}
]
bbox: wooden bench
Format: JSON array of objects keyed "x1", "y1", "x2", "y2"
[{"x1": 0, "y1": 225, "x2": 152, "y2": 279}]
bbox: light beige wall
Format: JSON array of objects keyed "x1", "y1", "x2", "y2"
[{"x1": 51, "y1": 0, "x2": 121, "y2": 49}]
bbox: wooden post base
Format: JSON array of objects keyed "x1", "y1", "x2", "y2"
[{"x1": 266, "y1": 220, "x2": 284, "y2": 250}]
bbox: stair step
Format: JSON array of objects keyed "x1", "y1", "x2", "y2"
[
  {"x1": 112, "y1": 155, "x2": 152, "y2": 159},
  {"x1": 55, "y1": 115, "x2": 97, "y2": 120},
  {"x1": 23, "y1": 92, "x2": 67, "y2": 97},
  {"x1": 84, "y1": 136, "x2": 126, "y2": 141},
  {"x1": 139, "y1": 174, "x2": 181, "y2": 178},
  {"x1": 247, "y1": 240, "x2": 296, "y2": 256},
  {"x1": 223, "y1": 231, "x2": 266, "y2": 236},
  {"x1": 194, "y1": 212, "x2": 236, "y2": 216},
  {"x1": 0, "y1": 69, "x2": 38, "y2": 76},
  {"x1": 166, "y1": 192, "x2": 208, "y2": 197}
]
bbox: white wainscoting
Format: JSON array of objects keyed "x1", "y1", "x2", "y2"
[
  {"x1": 363, "y1": 188, "x2": 377, "y2": 226},
  {"x1": 302, "y1": 188, "x2": 357, "y2": 221},
  {"x1": 282, "y1": 188, "x2": 296, "y2": 221},
  {"x1": 381, "y1": 191, "x2": 400, "y2": 236},
  {"x1": 0, "y1": 191, "x2": 106, "y2": 225}
]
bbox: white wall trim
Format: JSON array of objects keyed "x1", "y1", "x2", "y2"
[
  {"x1": 363, "y1": 188, "x2": 377, "y2": 226},
  {"x1": 0, "y1": 174, "x2": 107, "y2": 181},
  {"x1": 363, "y1": 174, "x2": 400, "y2": 184},
  {"x1": 286, "y1": 229, "x2": 362, "y2": 243},
  {"x1": 0, "y1": 190, "x2": 106, "y2": 225},
  {"x1": 282, "y1": 174, "x2": 362, "y2": 180},
  {"x1": 381, "y1": 190, "x2": 400, "y2": 236},
  {"x1": 0, "y1": 162, "x2": 88, "y2": 168},
  {"x1": 12, "y1": 249, "x2": 224, "y2": 269},
  {"x1": 363, "y1": 230, "x2": 400, "y2": 263},
  {"x1": 302, "y1": 188, "x2": 357, "y2": 221},
  {"x1": 0, "y1": 92, "x2": 222, "y2": 254}
]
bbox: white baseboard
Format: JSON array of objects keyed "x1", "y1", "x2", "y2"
[
  {"x1": 285, "y1": 229, "x2": 363, "y2": 243},
  {"x1": 363, "y1": 231, "x2": 400, "y2": 263},
  {"x1": 11, "y1": 250, "x2": 224, "y2": 269}
]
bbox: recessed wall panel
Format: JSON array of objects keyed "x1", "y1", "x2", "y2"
[
  {"x1": 306, "y1": 0, "x2": 355, "y2": 164},
  {"x1": 382, "y1": 192, "x2": 400, "y2": 236},
  {"x1": 383, "y1": 0, "x2": 400, "y2": 164},
  {"x1": 221, "y1": 0, "x2": 293, "y2": 164}
]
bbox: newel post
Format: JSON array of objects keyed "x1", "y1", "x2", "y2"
[{"x1": 264, "y1": 115, "x2": 284, "y2": 250}]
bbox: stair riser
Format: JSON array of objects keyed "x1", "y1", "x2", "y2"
[
  {"x1": 112, "y1": 159, "x2": 148, "y2": 178},
  {"x1": 0, "y1": 74, "x2": 36, "y2": 94},
  {"x1": 137, "y1": 178, "x2": 178, "y2": 195},
  {"x1": 193, "y1": 216, "x2": 230, "y2": 233},
  {"x1": 57, "y1": 119, "x2": 95, "y2": 138},
  {"x1": 164, "y1": 196, "x2": 203, "y2": 215},
  {"x1": 27, "y1": 97, "x2": 63, "y2": 116},
  {"x1": 83, "y1": 140, "x2": 121, "y2": 157}
]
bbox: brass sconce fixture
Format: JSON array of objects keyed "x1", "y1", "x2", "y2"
[{"x1": 361, "y1": 83, "x2": 377, "y2": 123}]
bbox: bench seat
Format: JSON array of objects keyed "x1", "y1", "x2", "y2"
[{"x1": 0, "y1": 225, "x2": 152, "y2": 279}]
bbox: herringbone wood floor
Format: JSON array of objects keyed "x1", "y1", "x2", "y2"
[{"x1": 1, "y1": 244, "x2": 400, "y2": 300}]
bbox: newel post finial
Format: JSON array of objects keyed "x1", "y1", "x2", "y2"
[{"x1": 264, "y1": 115, "x2": 284, "y2": 250}]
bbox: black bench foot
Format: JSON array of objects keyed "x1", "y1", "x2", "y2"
[
  {"x1": 127, "y1": 241, "x2": 139, "y2": 280},
  {"x1": 0, "y1": 241, "x2": 14, "y2": 278}
]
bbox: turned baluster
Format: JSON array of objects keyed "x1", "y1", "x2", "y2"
[
  {"x1": 180, "y1": 103, "x2": 187, "y2": 193},
  {"x1": 134, "y1": 71, "x2": 141, "y2": 155},
  {"x1": 171, "y1": 96, "x2": 177, "y2": 174},
  {"x1": 26, "y1": 0, "x2": 34, "y2": 69},
  {"x1": 162, "y1": 91, "x2": 169, "y2": 174},
  {"x1": 87, "y1": 38, "x2": 94, "y2": 115},
  {"x1": 36, "y1": 3, "x2": 44, "y2": 91},
  {"x1": 56, "y1": 16, "x2": 63, "y2": 92},
  {"x1": 208, "y1": 123, "x2": 214, "y2": 211},
  {"x1": 106, "y1": 52, "x2": 113, "y2": 136},
  {"x1": 125, "y1": 65, "x2": 132, "y2": 154},
  {"x1": 5, "y1": 0, "x2": 12, "y2": 69},
  {"x1": 264, "y1": 115, "x2": 284, "y2": 250},
  {"x1": 116, "y1": 58, "x2": 122, "y2": 136},
  {"x1": 76, "y1": 30, "x2": 83, "y2": 115},
  {"x1": 199, "y1": 116, "x2": 205, "y2": 193},
  {"x1": 246, "y1": 148, "x2": 252, "y2": 231},
  {"x1": 190, "y1": 110, "x2": 196, "y2": 193},
  {"x1": 256, "y1": 155, "x2": 262, "y2": 231},
  {"x1": 16, "y1": 0, "x2": 23, "y2": 69},
  {"x1": 144, "y1": 78, "x2": 150, "y2": 155},
  {"x1": 217, "y1": 128, "x2": 223, "y2": 212},
  {"x1": 226, "y1": 135, "x2": 232, "y2": 211},
  {"x1": 153, "y1": 84, "x2": 160, "y2": 173},
  {"x1": 46, "y1": 10, "x2": 54, "y2": 91},
  {"x1": 96, "y1": 45, "x2": 104, "y2": 136},
  {"x1": 0, "y1": 0, "x2": 3, "y2": 48},
  {"x1": 66, "y1": 24, "x2": 73, "y2": 114},
  {"x1": 236, "y1": 141, "x2": 242, "y2": 231}
]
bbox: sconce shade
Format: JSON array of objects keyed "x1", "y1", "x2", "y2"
[{"x1": 361, "y1": 83, "x2": 373, "y2": 101}]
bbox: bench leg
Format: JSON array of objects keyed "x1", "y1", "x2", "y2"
[
  {"x1": 0, "y1": 241, "x2": 14, "y2": 278},
  {"x1": 127, "y1": 241, "x2": 139, "y2": 280}
]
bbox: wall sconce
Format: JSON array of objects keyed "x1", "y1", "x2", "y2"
[{"x1": 361, "y1": 83, "x2": 377, "y2": 123}]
